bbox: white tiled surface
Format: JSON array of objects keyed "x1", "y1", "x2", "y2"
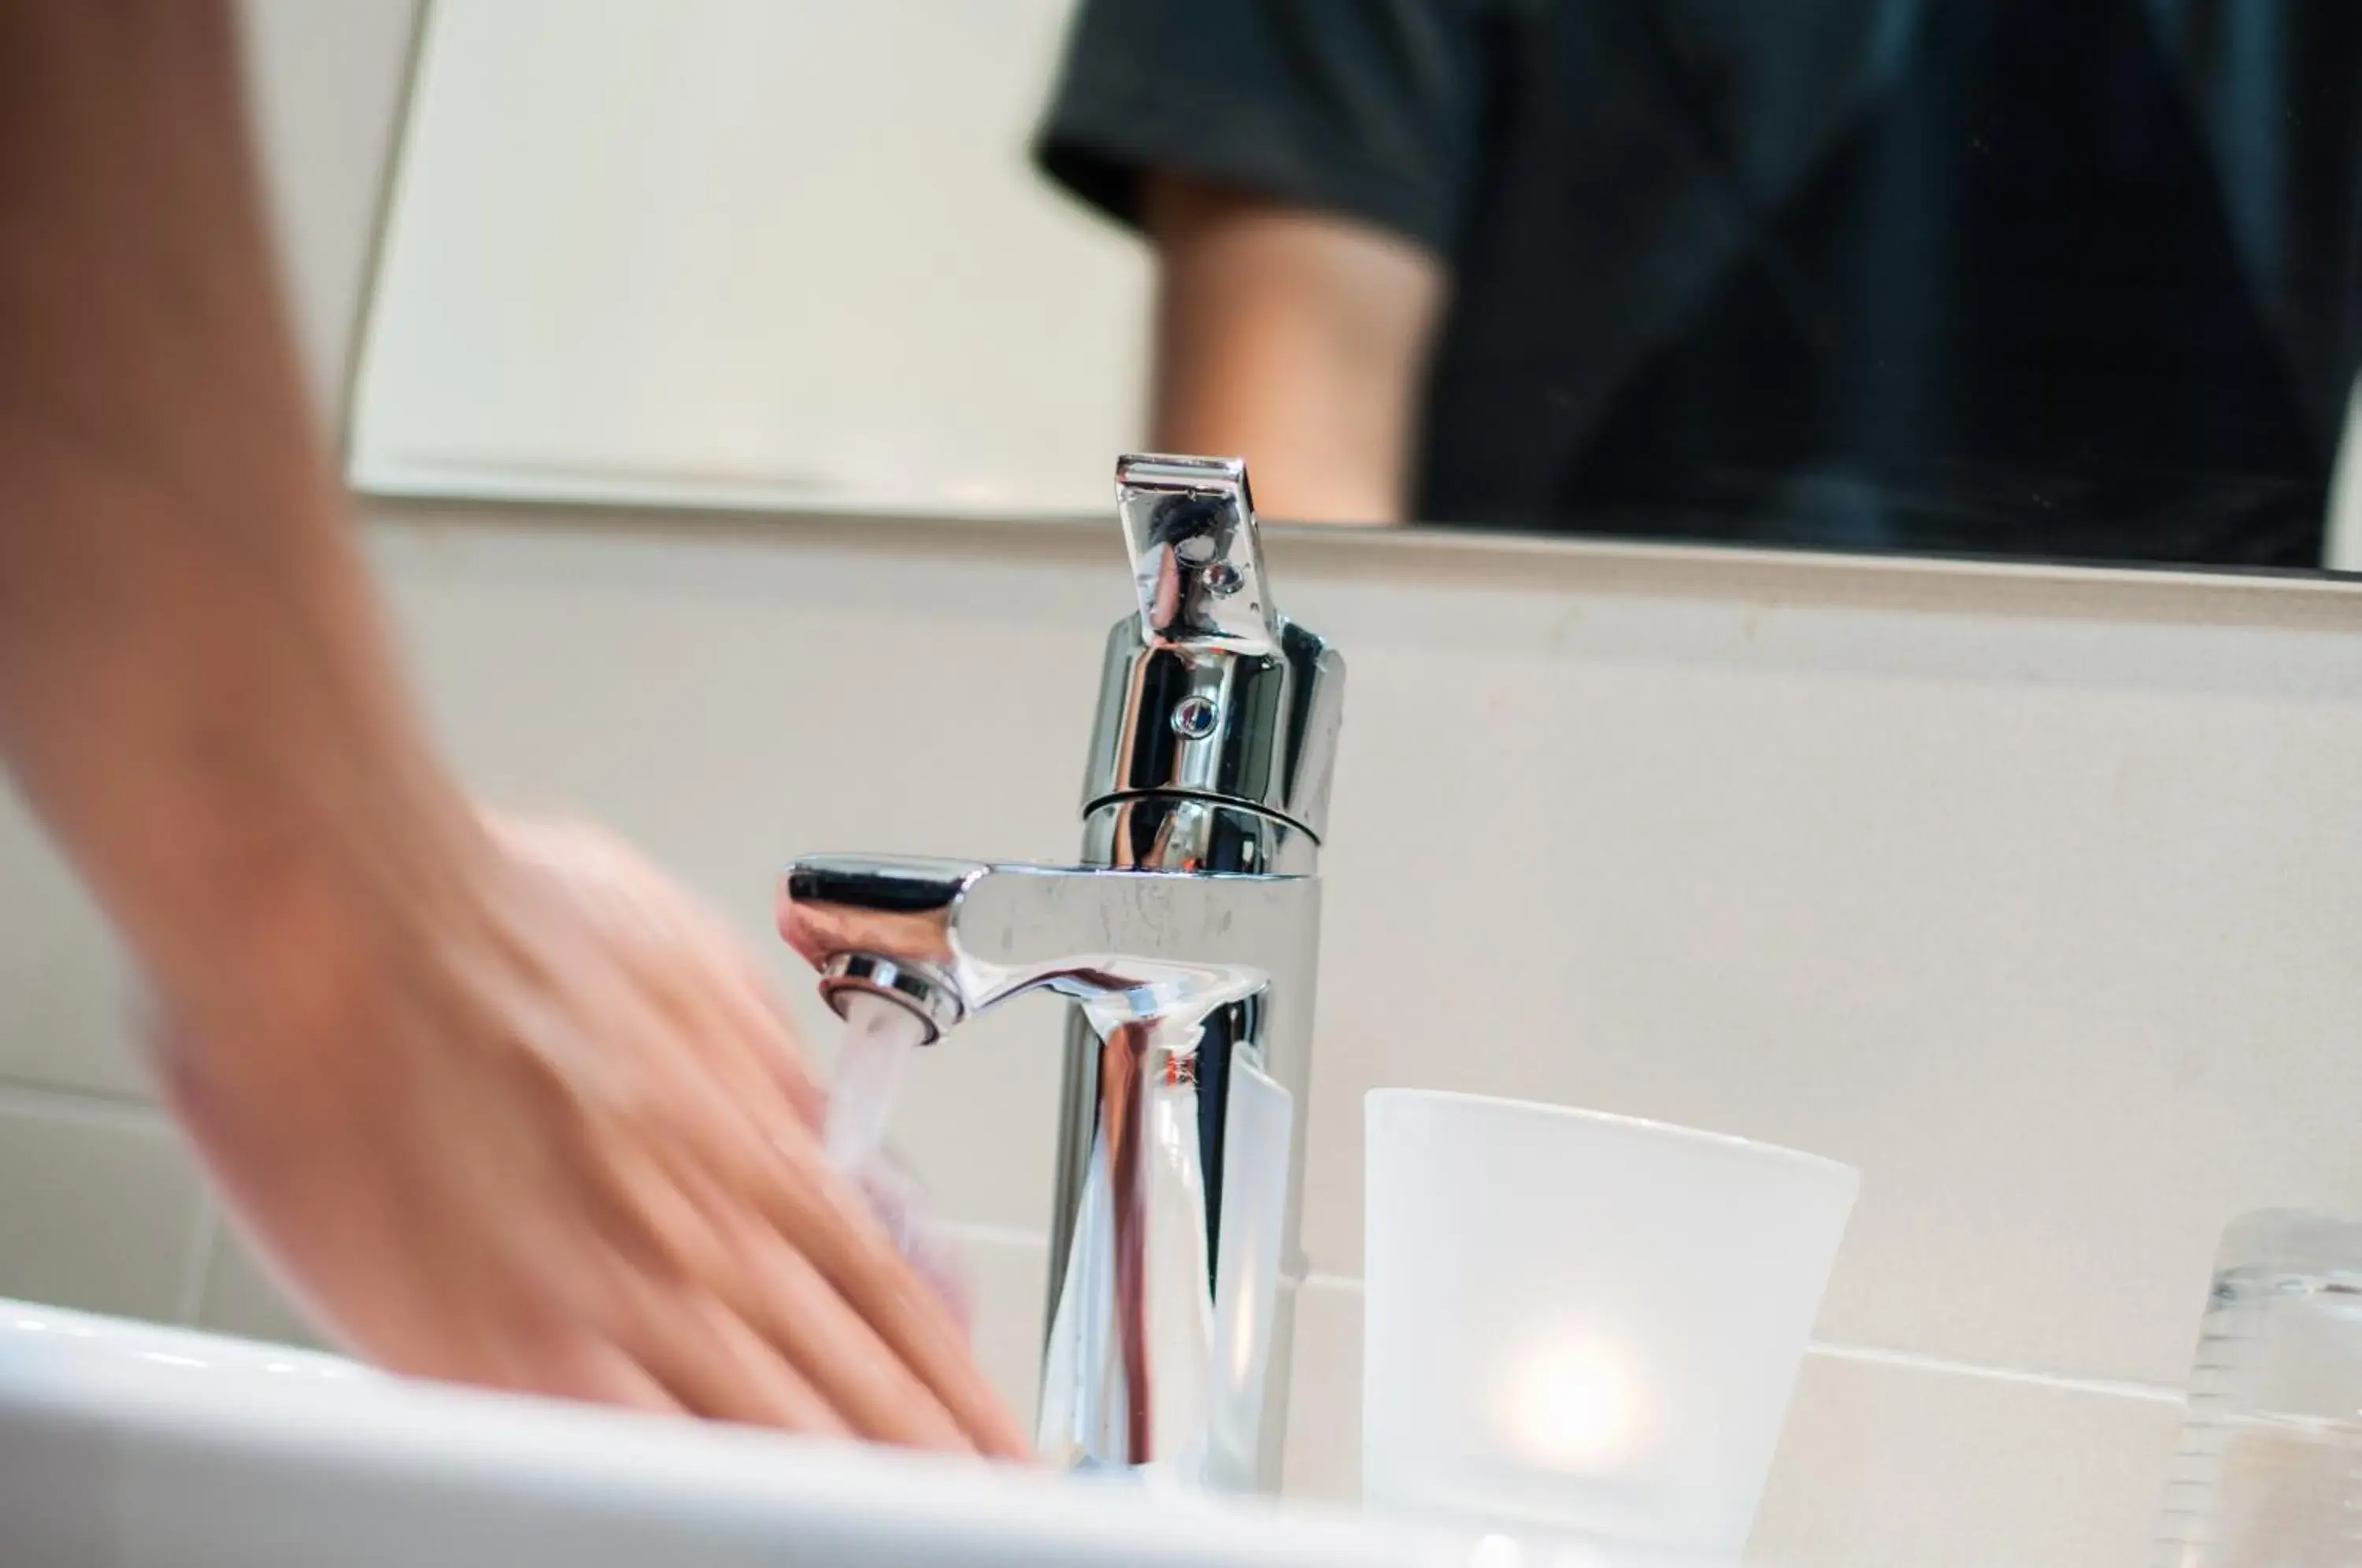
[
  {"x1": 1748, "y1": 1352, "x2": 2185, "y2": 1568},
  {"x1": 955, "y1": 1229, "x2": 1052, "y2": 1433},
  {"x1": 1280, "y1": 1278, "x2": 1368, "y2": 1504},
  {"x1": 1293, "y1": 590, "x2": 2362, "y2": 1386},
  {"x1": 0, "y1": 1092, "x2": 206, "y2": 1322},
  {"x1": 0, "y1": 5, "x2": 2351, "y2": 1568},
  {"x1": 361, "y1": 506, "x2": 2362, "y2": 1388},
  {"x1": 0, "y1": 790, "x2": 148, "y2": 1101},
  {"x1": 348, "y1": 509, "x2": 2349, "y2": 1568},
  {"x1": 194, "y1": 1216, "x2": 323, "y2": 1351}
]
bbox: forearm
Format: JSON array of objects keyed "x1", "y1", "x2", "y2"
[
  {"x1": 0, "y1": 2, "x2": 476, "y2": 1046},
  {"x1": 1145, "y1": 172, "x2": 1446, "y2": 525}
]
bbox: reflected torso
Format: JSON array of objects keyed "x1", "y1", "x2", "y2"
[{"x1": 1424, "y1": 0, "x2": 2362, "y2": 565}]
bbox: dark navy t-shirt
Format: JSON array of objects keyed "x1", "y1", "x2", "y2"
[{"x1": 1038, "y1": 0, "x2": 2362, "y2": 567}]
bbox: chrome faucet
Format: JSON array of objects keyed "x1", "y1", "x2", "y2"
[{"x1": 778, "y1": 454, "x2": 1343, "y2": 1490}]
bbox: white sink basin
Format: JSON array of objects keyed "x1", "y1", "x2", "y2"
[{"x1": 0, "y1": 1298, "x2": 1476, "y2": 1568}]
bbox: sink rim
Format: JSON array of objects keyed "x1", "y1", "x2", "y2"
[{"x1": 0, "y1": 1296, "x2": 1460, "y2": 1568}]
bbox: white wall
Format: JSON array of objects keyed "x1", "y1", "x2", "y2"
[
  {"x1": 349, "y1": 0, "x2": 1150, "y2": 518},
  {"x1": 6, "y1": 7, "x2": 2362, "y2": 1568}
]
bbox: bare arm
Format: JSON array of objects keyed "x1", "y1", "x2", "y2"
[
  {"x1": 1144, "y1": 172, "x2": 1448, "y2": 524},
  {"x1": 0, "y1": 1, "x2": 443, "y2": 1007},
  {"x1": 0, "y1": 2, "x2": 1022, "y2": 1455}
]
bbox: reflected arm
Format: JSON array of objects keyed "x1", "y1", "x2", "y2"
[{"x1": 1143, "y1": 172, "x2": 1448, "y2": 527}]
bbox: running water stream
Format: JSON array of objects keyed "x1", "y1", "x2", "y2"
[
  {"x1": 824, "y1": 990, "x2": 929, "y2": 1175},
  {"x1": 823, "y1": 992, "x2": 972, "y2": 1326}
]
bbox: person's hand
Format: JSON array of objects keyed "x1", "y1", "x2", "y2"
[{"x1": 154, "y1": 811, "x2": 1030, "y2": 1459}]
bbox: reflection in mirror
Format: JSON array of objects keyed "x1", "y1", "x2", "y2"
[
  {"x1": 354, "y1": 0, "x2": 1149, "y2": 516},
  {"x1": 356, "y1": 0, "x2": 2362, "y2": 572}
]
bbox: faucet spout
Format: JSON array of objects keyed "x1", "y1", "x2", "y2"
[
  {"x1": 776, "y1": 455, "x2": 1342, "y2": 1489},
  {"x1": 778, "y1": 849, "x2": 1321, "y2": 1485},
  {"x1": 779, "y1": 854, "x2": 1311, "y2": 1030}
]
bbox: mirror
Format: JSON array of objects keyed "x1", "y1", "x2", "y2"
[{"x1": 353, "y1": 0, "x2": 2362, "y2": 573}]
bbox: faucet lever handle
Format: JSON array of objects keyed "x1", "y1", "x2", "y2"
[{"x1": 1115, "y1": 454, "x2": 1280, "y2": 656}]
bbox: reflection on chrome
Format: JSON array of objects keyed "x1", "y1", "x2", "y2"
[{"x1": 779, "y1": 456, "x2": 1343, "y2": 1491}]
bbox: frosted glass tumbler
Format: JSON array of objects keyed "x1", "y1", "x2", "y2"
[{"x1": 1362, "y1": 1090, "x2": 1857, "y2": 1553}]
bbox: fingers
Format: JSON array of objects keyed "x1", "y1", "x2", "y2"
[
  {"x1": 719, "y1": 1208, "x2": 976, "y2": 1453},
  {"x1": 659, "y1": 914, "x2": 827, "y2": 1131},
  {"x1": 561, "y1": 1038, "x2": 1004, "y2": 1455},
  {"x1": 645, "y1": 1132, "x2": 983, "y2": 1454},
  {"x1": 523, "y1": 813, "x2": 827, "y2": 1130},
  {"x1": 712, "y1": 951, "x2": 828, "y2": 1128},
  {"x1": 752, "y1": 1130, "x2": 1035, "y2": 1460},
  {"x1": 627, "y1": 1290, "x2": 850, "y2": 1437},
  {"x1": 476, "y1": 808, "x2": 1024, "y2": 1455},
  {"x1": 531, "y1": 1333, "x2": 686, "y2": 1417},
  {"x1": 853, "y1": 1254, "x2": 1035, "y2": 1460}
]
